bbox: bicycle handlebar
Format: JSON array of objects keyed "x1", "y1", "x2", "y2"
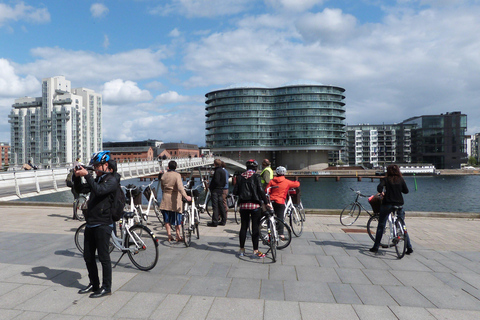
[{"x1": 349, "y1": 187, "x2": 368, "y2": 198}]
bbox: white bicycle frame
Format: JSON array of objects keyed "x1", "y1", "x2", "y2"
[{"x1": 197, "y1": 179, "x2": 210, "y2": 213}]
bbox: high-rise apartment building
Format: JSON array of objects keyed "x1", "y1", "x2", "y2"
[
  {"x1": 205, "y1": 83, "x2": 346, "y2": 170},
  {"x1": 8, "y1": 76, "x2": 102, "y2": 167},
  {"x1": 345, "y1": 124, "x2": 415, "y2": 168},
  {"x1": 0, "y1": 142, "x2": 9, "y2": 170}
]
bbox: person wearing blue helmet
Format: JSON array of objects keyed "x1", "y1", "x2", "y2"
[{"x1": 73, "y1": 150, "x2": 120, "y2": 298}]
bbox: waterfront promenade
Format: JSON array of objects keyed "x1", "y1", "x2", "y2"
[{"x1": 0, "y1": 204, "x2": 480, "y2": 319}]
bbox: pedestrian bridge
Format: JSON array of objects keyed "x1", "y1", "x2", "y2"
[{"x1": 0, "y1": 157, "x2": 245, "y2": 201}]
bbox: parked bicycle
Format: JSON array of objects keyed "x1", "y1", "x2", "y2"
[
  {"x1": 181, "y1": 181, "x2": 202, "y2": 247},
  {"x1": 367, "y1": 206, "x2": 407, "y2": 259},
  {"x1": 260, "y1": 208, "x2": 279, "y2": 262},
  {"x1": 123, "y1": 181, "x2": 163, "y2": 226},
  {"x1": 74, "y1": 211, "x2": 159, "y2": 271},
  {"x1": 73, "y1": 193, "x2": 89, "y2": 221},
  {"x1": 284, "y1": 189, "x2": 303, "y2": 237},
  {"x1": 340, "y1": 188, "x2": 376, "y2": 226}
]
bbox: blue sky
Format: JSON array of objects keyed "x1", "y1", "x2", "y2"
[{"x1": 1, "y1": 0, "x2": 480, "y2": 146}]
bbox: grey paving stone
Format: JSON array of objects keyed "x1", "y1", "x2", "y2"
[
  {"x1": 362, "y1": 269, "x2": 403, "y2": 286},
  {"x1": 284, "y1": 280, "x2": 335, "y2": 303},
  {"x1": 0, "y1": 309, "x2": 23, "y2": 320},
  {"x1": 296, "y1": 266, "x2": 341, "y2": 283},
  {"x1": 382, "y1": 285, "x2": 436, "y2": 308},
  {"x1": 432, "y1": 272, "x2": 477, "y2": 291},
  {"x1": 356, "y1": 255, "x2": 391, "y2": 270},
  {"x1": 186, "y1": 260, "x2": 215, "y2": 277},
  {"x1": 118, "y1": 272, "x2": 163, "y2": 292},
  {"x1": 335, "y1": 268, "x2": 372, "y2": 285},
  {"x1": 268, "y1": 264, "x2": 297, "y2": 281},
  {"x1": 206, "y1": 263, "x2": 231, "y2": 278},
  {"x1": 226, "y1": 277, "x2": 260, "y2": 299},
  {"x1": 299, "y1": 302, "x2": 359, "y2": 320},
  {"x1": 149, "y1": 294, "x2": 190, "y2": 320},
  {"x1": 282, "y1": 254, "x2": 319, "y2": 266},
  {"x1": 260, "y1": 279, "x2": 285, "y2": 301},
  {"x1": 455, "y1": 251, "x2": 480, "y2": 263},
  {"x1": 352, "y1": 284, "x2": 399, "y2": 306},
  {"x1": 176, "y1": 295, "x2": 215, "y2": 320},
  {"x1": 415, "y1": 256, "x2": 455, "y2": 273},
  {"x1": 206, "y1": 297, "x2": 264, "y2": 320},
  {"x1": 227, "y1": 264, "x2": 269, "y2": 279},
  {"x1": 328, "y1": 283, "x2": 362, "y2": 304},
  {"x1": 0, "y1": 282, "x2": 21, "y2": 296},
  {"x1": 389, "y1": 306, "x2": 437, "y2": 320},
  {"x1": 264, "y1": 300, "x2": 301, "y2": 320},
  {"x1": 150, "y1": 275, "x2": 190, "y2": 294},
  {"x1": 0, "y1": 284, "x2": 48, "y2": 309},
  {"x1": 16, "y1": 286, "x2": 80, "y2": 313},
  {"x1": 316, "y1": 255, "x2": 340, "y2": 268},
  {"x1": 9, "y1": 310, "x2": 49, "y2": 320},
  {"x1": 415, "y1": 285, "x2": 480, "y2": 310},
  {"x1": 427, "y1": 308, "x2": 480, "y2": 320},
  {"x1": 353, "y1": 304, "x2": 398, "y2": 320},
  {"x1": 453, "y1": 272, "x2": 480, "y2": 290},
  {"x1": 383, "y1": 258, "x2": 432, "y2": 272},
  {"x1": 333, "y1": 256, "x2": 364, "y2": 269},
  {"x1": 180, "y1": 276, "x2": 231, "y2": 297},
  {"x1": 390, "y1": 270, "x2": 447, "y2": 287},
  {"x1": 115, "y1": 292, "x2": 165, "y2": 318},
  {"x1": 436, "y1": 258, "x2": 478, "y2": 274}
]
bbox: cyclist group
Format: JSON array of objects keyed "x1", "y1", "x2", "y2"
[{"x1": 71, "y1": 150, "x2": 413, "y2": 299}]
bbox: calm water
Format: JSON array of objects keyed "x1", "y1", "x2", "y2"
[{"x1": 17, "y1": 175, "x2": 480, "y2": 213}]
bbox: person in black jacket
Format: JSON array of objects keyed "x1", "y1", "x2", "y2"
[
  {"x1": 207, "y1": 159, "x2": 227, "y2": 226},
  {"x1": 74, "y1": 151, "x2": 120, "y2": 298},
  {"x1": 370, "y1": 164, "x2": 413, "y2": 254}
]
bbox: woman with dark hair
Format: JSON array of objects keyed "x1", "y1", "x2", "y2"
[
  {"x1": 370, "y1": 164, "x2": 413, "y2": 254},
  {"x1": 159, "y1": 160, "x2": 191, "y2": 242}
]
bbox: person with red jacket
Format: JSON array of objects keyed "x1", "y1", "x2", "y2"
[{"x1": 265, "y1": 166, "x2": 300, "y2": 237}]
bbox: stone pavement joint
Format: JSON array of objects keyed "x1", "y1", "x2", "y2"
[{"x1": 0, "y1": 205, "x2": 480, "y2": 319}]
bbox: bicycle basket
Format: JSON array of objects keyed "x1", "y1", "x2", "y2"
[
  {"x1": 368, "y1": 193, "x2": 383, "y2": 214},
  {"x1": 186, "y1": 189, "x2": 199, "y2": 198},
  {"x1": 226, "y1": 193, "x2": 235, "y2": 208},
  {"x1": 143, "y1": 186, "x2": 156, "y2": 200},
  {"x1": 288, "y1": 188, "x2": 301, "y2": 204},
  {"x1": 126, "y1": 184, "x2": 143, "y2": 205}
]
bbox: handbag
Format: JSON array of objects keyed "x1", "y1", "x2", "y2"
[
  {"x1": 368, "y1": 193, "x2": 383, "y2": 214},
  {"x1": 226, "y1": 193, "x2": 236, "y2": 208}
]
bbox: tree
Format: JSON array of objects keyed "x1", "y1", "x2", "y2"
[{"x1": 467, "y1": 156, "x2": 477, "y2": 166}]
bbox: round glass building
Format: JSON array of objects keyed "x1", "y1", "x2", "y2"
[{"x1": 205, "y1": 82, "x2": 346, "y2": 169}]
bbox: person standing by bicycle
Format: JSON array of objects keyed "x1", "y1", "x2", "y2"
[
  {"x1": 159, "y1": 160, "x2": 191, "y2": 242},
  {"x1": 74, "y1": 151, "x2": 119, "y2": 298},
  {"x1": 233, "y1": 159, "x2": 272, "y2": 258},
  {"x1": 370, "y1": 164, "x2": 413, "y2": 254},
  {"x1": 265, "y1": 166, "x2": 300, "y2": 238},
  {"x1": 207, "y1": 159, "x2": 227, "y2": 227},
  {"x1": 221, "y1": 161, "x2": 229, "y2": 223},
  {"x1": 260, "y1": 159, "x2": 274, "y2": 189}
]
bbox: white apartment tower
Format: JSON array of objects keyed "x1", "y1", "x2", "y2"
[{"x1": 8, "y1": 76, "x2": 102, "y2": 167}]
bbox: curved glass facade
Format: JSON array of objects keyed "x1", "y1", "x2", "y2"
[{"x1": 205, "y1": 85, "x2": 346, "y2": 151}]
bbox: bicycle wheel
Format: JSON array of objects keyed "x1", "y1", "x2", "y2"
[
  {"x1": 367, "y1": 214, "x2": 390, "y2": 247},
  {"x1": 394, "y1": 219, "x2": 407, "y2": 259},
  {"x1": 295, "y1": 201, "x2": 306, "y2": 222},
  {"x1": 194, "y1": 209, "x2": 200, "y2": 239},
  {"x1": 260, "y1": 217, "x2": 291, "y2": 250},
  {"x1": 289, "y1": 205, "x2": 304, "y2": 237},
  {"x1": 153, "y1": 201, "x2": 164, "y2": 226},
  {"x1": 126, "y1": 225, "x2": 159, "y2": 271},
  {"x1": 340, "y1": 203, "x2": 361, "y2": 226},
  {"x1": 234, "y1": 199, "x2": 240, "y2": 224},
  {"x1": 74, "y1": 196, "x2": 87, "y2": 221},
  {"x1": 75, "y1": 223, "x2": 114, "y2": 254},
  {"x1": 205, "y1": 196, "x2": 213, "y2": 218},
  {"x1": 269, "y1": 221, "x2": 277, "y2": 262},
  {"x1": 183, "y1": 211, "x2": 192, "y2": 247}
]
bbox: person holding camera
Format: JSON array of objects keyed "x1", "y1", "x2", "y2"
[{"x1": 74, "y1": 151, "x2": 120, "y2": 298}]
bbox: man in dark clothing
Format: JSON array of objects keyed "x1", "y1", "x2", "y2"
[
  {"x1": 74, "y1": 150, "x2": 120, "y2": 298},
  {"x1": 207, "y1": 158, "x2": 227, "y2": 227}
]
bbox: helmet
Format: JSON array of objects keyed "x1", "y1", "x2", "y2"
[
  {"x1": 275, "y1": 166, "x2": 287, "y2": 176},
  {"x1": 246, "y1": 159, "x2": 258, "y2": 170},
  {"x1": 90, "y1": 150, "x2": 111, "y2": 166}
]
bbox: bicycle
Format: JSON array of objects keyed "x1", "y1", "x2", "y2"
[
  {"x1": 367, "y1": 206, "x2": 407, "y2": 259},
  {"x1": 181, "y1": 181, "x2": 201, "y2": 247},
  {"x1": 74, "y1": 211, "x2": 159, "y2": 271},
  {"x1": 73, "y1": 193, "x2": 89, "y2": 221},
  {"x1": 340, "y1": 188, "x2": 375, "y2": 226},
  {"x1": 197, "y1": 178, "x2": 213, "y2": 218},
  {"x1": 259, "y1": 186, "x2": 292, "y2": 250},
  {"x1": 260, "y1": 208, "x2": 278, "y2": 262},
  {"x1": 284, "y1": 189, "x2": 303, "y2": 237},
  {"x1": 123, "y1": 181, "x2": 163, "y2": 226}
]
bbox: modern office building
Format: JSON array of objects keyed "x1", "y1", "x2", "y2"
[
  {"x1": 401, "y1": 112, "x2": 467, "y2": 169},
  {"x1": 8, "y1": 76, "x2": 102, "y2": 167},
  {"x1": 205, "y1": 82, "x2": 346, "y2": 170},
  {"x1": 345, "y1": 124, "x2": 415, "y2": 168},
  {"x1": 470, "y1": 133, "x2": 480, "y2": 164}
]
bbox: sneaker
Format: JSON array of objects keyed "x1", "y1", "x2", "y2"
[
  {"x1": 252, "y1": 251, "x2": 265, "y2": 259},
  {"x1": 237, "y1": 249, "x2": 245, "y2": 257},
  {"x1": 406, "y1": 248, "x2": 413, "y2": 255}
]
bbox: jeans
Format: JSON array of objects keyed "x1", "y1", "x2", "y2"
[
  {"x1": 239, "y1": 208, "x2": 262, "y2": 251},
  {"x1": 84, "y1": 224, "x2": 113, "y2": 290},
  {"x1": 373, "y1": 204, "x2": 412, "y2": 250}
]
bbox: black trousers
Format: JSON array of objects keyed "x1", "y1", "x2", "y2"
[
  {"x1": 211, "y1": 190, "x2": 226, "y2": 224},
  {"x1": 239, "y1": 208, "x2": 262, "y2": 251},
  {"x1": 272, "y1": 202, "x2": 285, "y2": 235},
  {"x1": 84, "y1": 224, "x2": 113, "y2": 290}
]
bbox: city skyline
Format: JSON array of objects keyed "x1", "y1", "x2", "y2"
[{"x1": 1, "y1": 0, "x2": 480, "y2": 147}]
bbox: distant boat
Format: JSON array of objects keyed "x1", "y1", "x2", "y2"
[{"x1": 376, "y1": 164, "x2": 439, "y2": 176}]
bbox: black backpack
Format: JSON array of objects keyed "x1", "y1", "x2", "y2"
[
  {"x1": 110, "y1": 180, "x2": 126, "y2": 222},
  {"x1": 235, "y1": 173, "x2": 259, "y2": 203},
  {"x1": 65, "y1": 169, "x2": 74, "y2": 188}
]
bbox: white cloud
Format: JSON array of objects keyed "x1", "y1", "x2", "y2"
[
  {"x1": 102, "y1": 79, "x2": 152, "y2": 105},
  {"x1": 169, "y1": 28, "x2": 181, "y2": 37},
  {"x1": 0, "y1": 59, "x2": 39, "y2": 97},
  {"x1": 149, "y1": 0, "x2": 255, "y2": 17},
  {"x1": 264, "y1": 0, "x2": 325, "y2": 12},
  {"x1": 103, "y1": 34, "x2": 110, "y2": 49},
  {"x1": 15, "y1": 47, "x2": 168, "y2": 85},
  {"x1": 90, "y1": 3, "x2": 109, "y2": 18},
  {"x1": 154, "y1": 91, "x2": 191, "y2": 104},
  {"x1": 0, "y1": 1, "x2": 50, "y2": 26}
]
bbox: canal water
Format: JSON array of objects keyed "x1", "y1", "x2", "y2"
[{"x1": 17, "y1": 175, "x2": 479, "y2": 213}]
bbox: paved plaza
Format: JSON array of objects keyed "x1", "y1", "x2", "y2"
[{"x1": 0, "y1": 204, "x2": 479, "y2": 319}]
